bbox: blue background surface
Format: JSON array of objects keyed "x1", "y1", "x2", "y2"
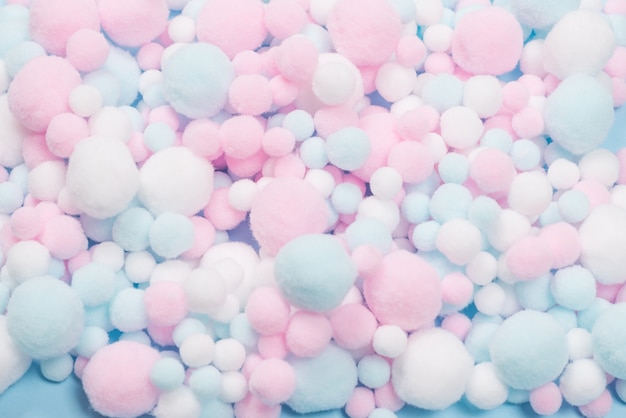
[{"x1": 0, "y1": 89, "x2": 625, "y2": 418}]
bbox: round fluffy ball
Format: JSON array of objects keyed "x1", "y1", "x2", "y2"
[
  {"x1": 505, "y1": 236, "x2": 553, "y2": 281},
  {"x1": 69, "y1": 84, "x2": 103, "y2": 118},
  {"x1": 364, "y1": 250, "x2": 441, "y2": 331},
  {"x1": 256, "y1": 334, "x2": 289, "y2": 363},
  {"x1": 202, "y1": 187, "x2": 247, "y2": 231},
  {"x1": 65, "y1": 28, "x2": 110, "y2": 73},
  {"x1": 9, "y1": 207, "x2": 42, "y2": 241},
  {"x1": 222, "y1": 370, "x2": 253, "y2": 405},
  {"x1": 196, "y1": 0, "x2": 267, "y2": 59},
  {"x1": 326, "y1": 127, "x2": 372, "y2": 172},
  {"x1": 616, "y1": 379, "x2": 626, "y2": 404},
  {"x1": 143, "y1": 122, "x2": 176, "y2": 152},
  {"x1": 345, "y1": 387, "x2": 376, "y2": 418},
  {"x1": 345, "y1": 217, "x2": 393, "y2": 254},
  {"x1": 388, "y1": 140, "x2": 434, "y2": 184},
  {"x1": 88, "y1": 105, "x2": 133, "y2": 141},
  {"x1": 5, "y1": 240, "x2": 51, "y2": 284},
  {"x1": 438, "y1": 152, "x2": 469, "y2": 185},
  {"x1": 372, "y1": 325, "x2": 408, "y2": 359},
  {"x1": 28, "y1": 0, "x2": 100, "y2": 56},
  {"x1": 369, "y1": 167, "x2": 403, "y2": 201},
  {"x1": 566, "y1": 327, "x2": 593, "y2": 361},
  {"x1": 551, "y1": 265, "x2": 596, "y2": 311},
  {"x1": 109, "y1": 288, "x2": 148, "y2": 333},
  {"x1": 285, "y1": 310, "x2": 333, "y2": 358},
  {"x1": 7, "y1": 276, "x2": 84, "y2": 360},
  {"x1": 98, "y1": 0, "x2": 169, "y2": 47},
  {"x1": 465, "y1": 320, "x2": 502, "y2": 364},
  {"x1": 65, "y1": 136, "x2": 139, "y2": 219},
  {"x1": 465, "y1": 362, "x2": 508, "y2": 410},
  {"x1": 548, "y1": 158, "x2": 580, "y2": 190},
  {"x1": 558, "y1": 189, "x2": 590, "y2": 223},
  {"x1": 544, "y1": 74, "x2": 615, "y2": 155},
  {"x1": 150, "y1": 357, "x2": 186, "y2": 392},
  {"x1": 4, "y1": 42, "x2": 48, "y2": 82},
  {"x1": 183, "y1": 268, "x2": 227, "y2": 315},
  {"x1": 162, "y1": 43, "x2": 235, "y2": 119},
  {"x1": 375, "y1": 61, "x2": 416, "y2": 103},
  {"x1": 275, "y1": 35, "x2": 319, "y2": 84},
  {"x1": 463, "y1": 75, "x2": 503, "y2": 118},
  {"x1": 330, "y1": 303, "x2": 377, "y2": 350},
  {"x1": 264, "y1": 0, "x2": 307, "y2": 40},
  {"x1": 219, "y1": 115, "x2": 264, "y2": 159},
  {"x1": 474, "y1": 283, "x2": 506, "y2": 316},
  {"x1": 543, "y1": 10, "x2": 616, "y2": 80},
  {"x1": 249, "y1": 177, "x2": 327, "y2": 256},
  {"x1": 592, "y1": 303, "x2": 626, "y2": 379},
  {"x1": 213, "y1": 338, "x2": 246, "y2": 372},
  {"x1": 181, "y1": 119, "x2": 221, "y2": 160},
  {"x1": 539, "y1": 222, "x2": 581, "y2": 269},
  {"x1": 245, "y1": 286, "x2": 291, "y2": 335},
  {"x1": 40, "y1": 353, "x2": 75, "y2": 382},
  {"x1": 167, "y1": 14, "x2": 196, "y2": 44},
  {"x1": 469, "y1": 147, "x2": 516, "y2": 194},
  {"x1": 441, "y1": 272, "x2": 474, "y2": 309},
  {"x1": 515, "y1": 274, "x2": 556, "y2": 312},
  {"x1": 0, "y1": 181, "x2": 24, "y2": 215},
  {"x1": 368, "y1": 408, "x2": 398, "y2": 418},
  {"x1": 138, "y1": 146, "x2": 214, "y2": 216},
  {"x1": 71, "y1": 262, "x2": 117, "y2": 308},
  {"x1": 124, "y1": 251, "x2": 156, "y2": 284},
  {"x1": 428, "y1": 183, "x2": 470, "y2": 223},
  {"x1": 75, "y1": 326, "x2": 109, "y2": 358},
  {"x1": 0, "y1": 315, "x2": 32, "y2": 393},
  {"x1": 7, "y1": 55, "x2": 81, "y2": 132},
  {"x1": 27, "y1": 160, "x2": 66, "y2": 202},
  {"x1": 529, "y1": 382, "x2": 563, "y2": 416},
  {"x1": 82, "y1": 341, "x2": 161, "y2": 418},
  {"x1": 391, "y1": 328, "x2": 473, "y2": 410},
  {"x1": 559, "y1": 359, "x2": 607, "y2": 406},
  {"x1": 179, "y1": 333, "x2": 215, "y2": 368},
  {"x1": 262, "y1": 127, "x2": 296, "y2": 158},
  {"x1": 274, "y1": 234, "x2": 357, "y2": 312},
  {"x1": 579, "y1": 205, "x2": 626, "y2": 285},
  {"x1": 234, "y1": 394, "x2": 281, "y2": 418},
  {"x1": 188, "y1": 365, "x2": 221, "y2": 400},
  {"x1": 249, "y1": 358, "x2": 296, "y2": 405},
  {"x1": 200, "y1": 241, "x2": 259, "y2": 306},
  {"x1": 312, "y1": 55, "x2": 360, "y2": 106},
  {"x1": 228, "y1": 74, "x2": 273, "y2": 116},
  {"x1": 149, "y1": 212, "x2": 195, "y2": 259},
  {"x1": 286, "y1": 344, "x2": 358, "y2": 414},
  {"x1": 579, "y1": 148, "x2": 619, "y2": 187},
  {"x1": 510, "y1": 0, "x2": 580, "y2": 28},
  {"x1": 228, "y1": 179, "x2": 259, "y2": 213},
  {"x1": 357, "y1": 355, "x2": 391, "y2": 389},
  {"x1": 112, "y1": 207, "x2": 154, "y2": 252},
  {"x1": 144, "y1": 281, "x2": 187, "y2": 327},
  {"x1": 466, "y1": 251, "x2": 498, "y2": 286},
  {"x1": 489, "y1": 310, "x2": 568, "y2": 390},
  {"x1": 421, "y1": 73, "x2": 463, "y2": 113},
  {"x1": 359, "y1": 197, "x2": 400, "y2": 232},
  {"x1": 435, "y1": 219, "x2": 482, "y2": 266},
  {"x1": 507, "y1": 170, "x2": 553, "y2": 218},
  {"x1": 451, "y1": 7, "x2": 524, "y2": 76},
  {"x1": 439, "y1": 106, "x2": 484, "y2": 150},
  {"x1": 326, "y1": 0, "x2": 402, "y2": 67},
  {"x1": 578, "y1": 389, "x2": 612, "y2": 418}
]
